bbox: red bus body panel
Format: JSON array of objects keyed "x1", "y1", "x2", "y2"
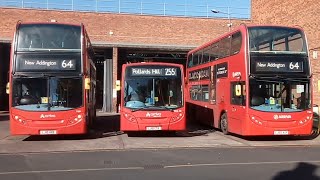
[
  {"x1": 186, "y1": 24, "x2": 313, "y2": 136},
  {"x1": 120, "y1": 108, "x2": 185, "y2": 131},
  {"x1": 10, "y1": 107, "x2": 87, "y2": 135},
  {"x1": 9, "y1": 22, "x2": 96, "y2": 135},
  {"x1": 243, "y1": 109, "x2": 313, "y2": 136}
]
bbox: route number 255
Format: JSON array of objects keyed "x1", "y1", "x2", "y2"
[{"x1": 165, "y1": 68, "x2": 177, "y2": 76}]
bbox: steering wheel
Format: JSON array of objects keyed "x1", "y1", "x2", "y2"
[{"x1": 20, "y1": 95, "x2": 38, "y2": 105}]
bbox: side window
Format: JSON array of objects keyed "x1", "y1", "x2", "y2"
[
  {"x1": 202, "y1": 46, "x2": 210, "y2": 64},
  {"x1": 202, "y1": 53, "x2": 209, "y2": 64},
  {"x1": 201, "y1": 85, "x2": 209, "y2": 102},
  {"x1": 198, "y1": 51, "x2": 203, "y2": 65},
  {"x1": 190, "y1": 85, "x2": 201, "y2": 101},
  {"x1": 231, "y1": 81, "x2": 246, "y2": 106},
  {"x1": 209, "y1": 65, "x2": 216, "y2": 104},
  {"x1": 187, "y1": 55, "x2": 193, "y2": 67},
  {"x1": 219, "y1": 36, "x2": 231, "y2": 58},
  {"x1": 192, "y1": 54, "x2": 198, "y2": 67},
  {"x1": 231, "y1": 32, "x2": 242, "y2": 55},
  {"x1": 207, "y1": 43, "x2": 219, "y2": 61},
  {"x1": 190, "y1": 85, "x2": 209, "y2": 102}
]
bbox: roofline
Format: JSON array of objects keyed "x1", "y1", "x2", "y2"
[
  {"x1": 17, "y1": 21, "x2": 81, "y2": 27},
  {"x1": 92, "y1": 41, "x2": 196, "y2": 51},
  {"x1": 0, "y1": 38, "x2": 11, "y2": 43},
  {"x1": 0, "y1": 37, "x2": 196, "y2": 51}
]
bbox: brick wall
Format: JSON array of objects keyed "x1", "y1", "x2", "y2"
[
  {"x1": 252, "y1": 0, "x2": 320, "y2": 106},
  {"x1": 0, "y1": 8, "x2": 248, "y2": 47}
]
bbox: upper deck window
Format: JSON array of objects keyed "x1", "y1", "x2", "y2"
[
  {"x1": 187, "y1": 31, "x2": 242, "y2": 68},
  {"x1": 17, "y1": 24, "x2": 81, "y2": 52},
  {"x1": 249, "y1": 27, "x2": 307, "y2": 54}
]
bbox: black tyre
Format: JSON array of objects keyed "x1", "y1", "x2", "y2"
[{"x1": 220, "y1": 113, "x2": 229, "y2": 135}]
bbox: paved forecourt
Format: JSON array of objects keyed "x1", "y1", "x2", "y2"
[{"x1": 0, "y1": 112, "x2": 320, "y2": 154}]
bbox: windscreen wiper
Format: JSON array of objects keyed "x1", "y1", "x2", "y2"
[
  {"x1": 159, "y1": 106, "x2": 174, "y2": 112},
  {"x1": 131, "y1": 106, "x2": 148, "y2": 112},
  {"x1": 280, "y1": 77, "x2": 309, "y2": 83}
]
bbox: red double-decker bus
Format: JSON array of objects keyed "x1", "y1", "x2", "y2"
[
  {"x1": 8, "y1": 22, "x2": 96, "y2": 135},
  {"x1": 120, "y1": 62, "x2": 185, "y2": 132},
  {"x1": 186, "y1": 24, "x2": 313, "y2": 136}
]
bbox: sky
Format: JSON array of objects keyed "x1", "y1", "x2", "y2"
[{"x1": 0, "y1": 0, "x2": 251, "y2": 19}]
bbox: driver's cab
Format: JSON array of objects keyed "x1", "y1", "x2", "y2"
[
  {"x1": 125, "y1": 91, "x2": 146, "y2": 108},
  {"x1": 14, "y1": 83, "x2": 39, "y2": 106}
]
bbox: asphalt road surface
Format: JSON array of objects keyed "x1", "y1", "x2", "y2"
[{"x1": 1, "y1": 146, "x2": 320, "y2": 180}]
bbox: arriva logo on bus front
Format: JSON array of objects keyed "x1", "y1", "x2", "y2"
[
  {"x1": 40, "y1": 114, "x2": 56, "y2": 118},
  {"x1": 273, "y1": 114, "x2": 292, "y2": 120},
  {"x1": 146, "y1": 112, "x2": 162, "y2": 118}
]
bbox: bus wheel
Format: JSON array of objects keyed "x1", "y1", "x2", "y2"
[
  {"x1": 92, "y1": 108, "x2": 97, "y2": 126},
  {"x1": 220, "y1": 113, "x2": 229, "y2": 135}
]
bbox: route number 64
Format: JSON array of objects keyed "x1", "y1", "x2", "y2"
[
  {"x1": 62, "y1": 60, "x2": 74, "y2": 69},
  {"x1": 289, "y1": 62, "x2": 299, "y2": 70}
]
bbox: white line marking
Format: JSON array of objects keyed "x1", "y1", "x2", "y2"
[
  {"x1": 0, "y1": 167, "x2": 144, "y2": 175},
  {"x1": 164, "y1": 160, "x2": 320, "y2": 168},
  {"x1": 2, "y1": 160, "x2": 320, "y2": 175}
]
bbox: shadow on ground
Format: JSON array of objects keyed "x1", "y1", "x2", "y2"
[
  {"x1": 125, "y1": 122, "x2": 217, "y2": 137},
  {"x1": 19, "y1": 112, "x2": 320, "y2": 141},
  {"x1": 22, "y1": 113, "x2": 218, "y2": 140},
  {"x1": 237, "y1": 116, "x2": 320, "y2": 141},
  {"x1": 272, "y1": 162, "x2": 320, "y2": 180},
  {"x1": 23, "y1": 114, "x2": 122, "y2": 141},
  {"x1": 226, "y1": 127, "x2": 320, "y2": 142},
  {"x1": 177, "y1": 123, "x2": 217, "y2": 137},
  {"x1": 0, "y1": 111, "x2": 9, "y2": 121}
]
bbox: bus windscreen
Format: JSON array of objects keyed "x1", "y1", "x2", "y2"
[
  {"x1": 249, "y1": 79, "x2": 310, "y2": 112},
  {"x1": 12, "y1": 77, "x2": 83, "y2": 111}
]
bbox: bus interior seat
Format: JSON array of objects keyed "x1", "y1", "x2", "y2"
[
  {"x1": 251, "y1": 96, "x2": 264, "y2": 106},
  {"x1": 20, "y1": 96, "x2": 38, "y2": 105}
]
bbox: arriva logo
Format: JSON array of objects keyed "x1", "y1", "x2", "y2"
[
  {"x1": 273, "y1": 114, "x2": 292, "y2": 120},
  {"x1": 40, "y1": 114, "x2": 56, "y2": 118},
  {"x1": 232, "y1": 72, "x2": 241, "y2": 78},
  {"x1": 146, "y1": 112, "x2": 162, "y2": 118}
]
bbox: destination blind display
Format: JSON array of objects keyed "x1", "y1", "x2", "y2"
[
  {"x1": 20, "y1": 59, "x2": 76, "y2": 70},
  {"x1": 255, "y1": 61, "x2": 303, "y2": 72},
  {"x1": 130, "y1": 67, "x2": 178, "y2": 76},
  {"x1": 15, "y1": 54, "x2": 80, "y2": 72}
]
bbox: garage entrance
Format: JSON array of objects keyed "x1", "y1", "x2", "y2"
[
  {"x1": 94, "y1": 46, "x2": 191, "y2": 113},
  {"x1": 0, "y1": 42, "x2": 10, "y2": 111}
]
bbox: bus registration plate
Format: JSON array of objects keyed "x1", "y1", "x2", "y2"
[
  {"x1": 273, "y1": 131, "x2": 289, "y2": 135},
  {"x1": 40, "y1": 130, "x2": 57, "y2": 135},
  {"x1": 146, "y1": 127, "x2": 162, "y2": 131}
]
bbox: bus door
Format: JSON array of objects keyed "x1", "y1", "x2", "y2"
[{"x1": 228, "y1": 81, "x2": 246, "y2": 134}]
